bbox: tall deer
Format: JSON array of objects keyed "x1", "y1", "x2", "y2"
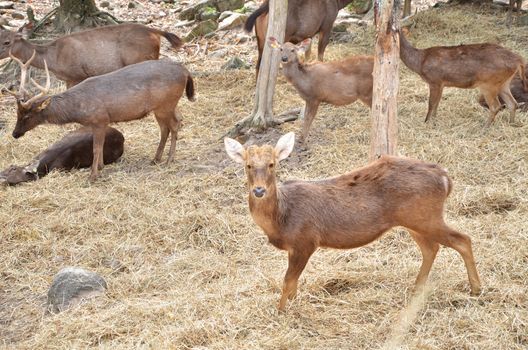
[
  {"x1": 399, "y1": 30, "x2": 527, "y2": 126},
  {"x1": 245, "y1": 0, "x2": 353, "y2": 76},
  {"x1": 269, "y1": 37, "x2": 373, "y2": 144},
  {"x1": 0, "y1": 23, "x2": 183, "y2": 87},
  {"x1": 0, "y1": 127, "x2": 124, "y2": 185},
  {"x1": 8, "y1": 52, "x2": 194, "y2": 182},
  {"x1": 225, "y1": 132, "x2": 481, "y2": 312}
]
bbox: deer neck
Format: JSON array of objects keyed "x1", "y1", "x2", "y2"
[
  {"x1": 13, "y1": 40, "x2": 56, "y2": 72},
  {"x1": 41, "y1": 96, "x2": 74, "y2": 125},
  {"x1": 248, "y1": 184, "x2": 283, "y2": 238},
  {"x1": 282, "y1": 61, "x2": 312, "y2": 97},
  {"x1": 398, "y1": 32, "x2": 424, "y2": 74}
]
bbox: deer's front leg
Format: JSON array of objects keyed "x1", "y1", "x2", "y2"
[
  {"x1": 90, "y1": 127, "x2": 106, "y2": 182},
  {"x1": 278, "y1": 246, "x2": 315, "y2": 312}
]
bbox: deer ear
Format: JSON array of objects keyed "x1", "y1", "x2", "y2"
[
  {"x1": 297, "y1": 38, "x2": 311, "y2": 53},
  {"x1": 224, "y1": 137, "x2": 246, "y2": 164},
  {"x1": 36, "y1": 97, "x2": 51, "y2": 111},
  {"x1": 17, "y1": 22, "x2": 33, "y2": 39},
  {"x1": 268, "y1": 36, "x2": 281, "y2": 49},
  {"x1": 275, "y1": 132, "x2": 295, "y2": 162}
]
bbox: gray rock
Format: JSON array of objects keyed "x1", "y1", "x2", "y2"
[
  {"x1": 218, "y1": 12, "x2": 248, "y2": 30},
  {"x1": 198, "y1": 6, "x2": 219, "y2": 21},
  {"x1": 47, "y1": 267, "x2": 107, "y2": 313},
  {"x1": 215, "y1": 0, "x2": 244, "y2": 13},
  {"x1": 185, "y1": 19, "x2": 218, "y2": 41},
  {"x1": 10, "y1": 11, "x2": 24, "y2": 20},
  {"x1": 244, "y1": 1, "x2": 259, "y2": 12},
  {"x1": 222, "y1": 56, "x2": 250, "y2": 70},
  {"x1": 332, "y1": 23, "x2": 348, "y2": 33},
  {"x1": 180, "y1": 0, "x2": 215, "y2": 20},
  {"x1": 0, "y1": 1, "x2": 14, "y2": 10},
  {"x1": 0, "y1": 15, "x2": 8, "y2": 26},
  {"x1": 128, "y1": 1, "x2": 141, "y2": 9},
  {"x1": 100, "y1": 1, "x2": 110, "y2": 8},
  {"x1": 209, "y1": 48, "x2": 228, "y2": 58},
  {"x1": 218, "y1": 10, "x2": 235, "y2": 21},
  {"x1": 519, "y1": 14, "x2": 528, "y2": 26}
]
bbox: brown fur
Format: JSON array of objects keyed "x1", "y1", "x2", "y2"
[
  {"x1": 478, "y1": 71, "x2": 528, "y2": 112},
  {"x1": 399, "y1": 30, "x2": 527, "y2": 126},
  {"x1": 245, "y1": 0, "x2": 353, "y2": 76},
  {"x1": 0, "y1": 127, "x2": 124, "y2": 185},
  {"x1": 228, "y1": 135, "x2": 481, "y2": 311},
  {"x1": 275, "y1": 40, "x2": 373, "y2": 143},
  {"x1": 0, "y1": 23, "x2": 183, "y2": 87},
  {"x1": 10, "y1": 60, "x2": 195, "y2": 182}
]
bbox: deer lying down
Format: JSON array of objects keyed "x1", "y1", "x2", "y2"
[
  {"x1": 269, "y1": 37, "x2": 373, "y2": 144},
  {"x1": 0, "y1": 23, "x2": 183, "y2": 87},
  {"x1": 0, "y1": 127, "x2": 124, "y2": 185},
  {"x1": 8, "y1": 56, "x2": 195, "y2": 181},
  {"x1": 245, "y1": 0, "x2": 354, "y2": 76},
  {"x1": 225, "y1": 132, "x2": 481, "y2": 312},
  {"x1": 479, "y1": 71, "x2": 528, "y2": 112},
  {"x1": 399, "y1": 30, "x2": 527, "y2": 126}
]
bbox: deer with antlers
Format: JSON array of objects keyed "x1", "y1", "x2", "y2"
[{"x1": 7, "y1": 51, "x2": 195, "y2": 182}]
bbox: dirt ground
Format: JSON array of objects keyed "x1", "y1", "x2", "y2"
[{"x1": 0, "y1": 1, "x2": 527, "y2": 349}]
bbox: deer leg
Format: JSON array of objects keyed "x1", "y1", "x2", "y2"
[
  {"x1": 153, "y1": 114, "x2": 170, "y2": 164},
  {"x1": 304, "y1": 40, "x2": 313, "y2": 61},
  {"x1": 481, "y1": 89, "x2": 501, "y2": 127},
  {"x1": 278, "y1": 247, "x2": 315, "y2": 312},
  {"x1": 429, "y1": 224, "x2": 482, "y2": 296},
  {"x1": 409, "y1": 230, "x2": 440, "y2": 292},
  {"x1": 425, "y1": 84, "x2": 444, "y2": 123},
  {"x1": 300, "y1": 100, "x2": 321, "y2": 145},
  {"x1": 166, "y1": 110, "x2": 182, "y2": 165},
  {"x1": 89, "y1": 127, "x2": 106, "y2": 182},
  {"x1": 317, "y1": 30, "x2": 331, "y2": 62},
  {"x1": 499, "y1": 86, "x2": 518, "y2": 124}
]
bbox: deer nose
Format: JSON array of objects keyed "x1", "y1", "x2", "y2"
[
  {"x1": 253, "y1": 187, "x2": 266, "y2": 198},
  {"x1": 12, "y1": 130, "x2": 23, "y2": 139},
  {"x1": 281, "y1": 56, "x2": 288, "y2": 62}
]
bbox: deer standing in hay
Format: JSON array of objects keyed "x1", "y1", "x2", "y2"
[
  {"x1": 245, "y1": 0, "x2": 354, "y2": 76},
  {"x1": 0, "y1": 23, "x2": 183, "y2": 87},
  {"x1": 0, "y1": 127, "x2": 124, "y2": 185},
  {"x1": 269, "y1": 37, "x2": 373, "y2": 145},
  {"x1": 399, "y1": 30, "x2": 527, "y2": 126},
  {"x1": 225, "y1": 132, "x2": 482, "y2": 312},
  {"x1": 7, "y1": 52, "x2": 194, "y2": 182}
]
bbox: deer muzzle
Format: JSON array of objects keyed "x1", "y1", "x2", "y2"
[{"x1": 252, "y1": 186, "x2": 267, "y2": 198}]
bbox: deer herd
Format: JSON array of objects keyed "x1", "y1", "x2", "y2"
[{"x1": 1, "y1": 2, "x2": 527, "y2": 312}]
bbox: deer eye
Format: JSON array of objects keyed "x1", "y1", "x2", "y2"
[
  {"x1": 246, "y1": 164, "x2": 252, "y2": 170},
  {"x1": 268, "y1": 163, "x2": 274, "y2": 169},
  {"x1": 291, "y1": 49, "x2": 294, "y2": 53}
]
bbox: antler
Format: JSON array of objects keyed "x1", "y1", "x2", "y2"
[
  {"x1": 9, "y1": 49, "x2": 36, "y2": 97},
  {"x1": 9, "y1": 49, "x2": 51, "y2": 108}
]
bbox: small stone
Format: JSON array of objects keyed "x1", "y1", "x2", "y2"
[
  {"x1": 10, "y1": 11, "x2": 24, "y2": 20},
  {"x1": 0, "y1": 15, "x2": 8, "y2": 26},
  {"x1": 179, "y1": 0, "x2": 216, "y2": 21},
  {"x1": 218, "y1": 10, "x2": 235, "y2": 21},
  {"x1": 156, "y1": 10, "x2": 167, "y2": 18},
  {"x1": 100, "y1": 1, "x2": 110, "y2": 8},
  {"x1": 332, "y1": 23, "x2": 348, "y2": 33},
  {"x1": 222, "y1": 56, "x2": 250, "y2": 70},
  {"x1": 208, "y1": 48, "x2": 228, "y2": 58},
  {"x1": 128, "y1": 1, "x2": 139, "y2": 9},
  {"x1": 244, "y1": 1, "x2": 258, "y2": 12},
  {"x1": 215, "y1": 0, "x2": 244, "y2": 13},
  {"x1": 0, "y1": 1, "x2": 14, "y2": 10},
  {"x1": 47, "y1": 267, "x2": 107, "y2": 313},
  {"x1": 218, "y1": 12, "x2": 248, "y2": 30},
  {"x1": 198, "y1": 6, "x2": 219, "y2": 21}
]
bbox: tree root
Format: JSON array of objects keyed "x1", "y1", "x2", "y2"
[{"x1": 221, "y1": 108, "x2": 301, "y2": 140}]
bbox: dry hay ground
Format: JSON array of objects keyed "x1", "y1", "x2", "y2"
[{"x1": 0, "y1": 4, "x2": 527, "y2": 349}]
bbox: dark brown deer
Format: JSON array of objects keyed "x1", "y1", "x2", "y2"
[
  {"x1": 245, "y1": 0, "x2": 353, "y2": 75},
  {"x1": 8, "y1": 53, "x2": 195, "y2": 182},
  {"x1": 399, "y1": 30, "x2": 527, "y2": 126},
  {"x1": 225, "y1": 132, "x2": 481, "y2": 312},
  {"x1": 0, "y1": 23, "x2": 183, "y2": 87},
  {"x1": 479, "y1": 69, "x2": 528, "y2": 112},
  {"x1": 269, "y1": 37, "x2": 373, "y2": 144},
  {"x1": 0, "y1": 127, "x2": 124, "y2": 185}
]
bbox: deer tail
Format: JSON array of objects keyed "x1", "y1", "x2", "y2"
[
  {"x1": 185, "y1": 75, "x2": 195, "y2": 102},
  {"x1": 520, "y1": 62, "x2": 528, "y2": 92},
  {"x1": 161, "y1": 31, "x2": 184, "y2": 50},
  {"x1": 244, "y1": 1, "x2": 269, "y2": 32}
]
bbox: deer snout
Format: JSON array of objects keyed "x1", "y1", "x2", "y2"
[
  {"x1": 253, "y1": 187, "x2": 267, "y2": 198},
  {"x1": 12, "y1": 130, "x2": 24, "y2": 139},
  {"x1": 281, "y1": 56, "x2": 288, "y2": 63}
]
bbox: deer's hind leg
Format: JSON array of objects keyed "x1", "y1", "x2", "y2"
[
  {"x1": 480, "y1": 86, "x2": 502, "y2": 126},
  {"x1": 166, "y1": 108, "x2": 182, "y2": 165},
  {"x1": 409, "y1": 230, "x2": 440, "y2": 293},
  {"x1": 498, "y1": 82, "x2": 519, "y2": 124},
  {"x1": 153, "y1": 112, "x2": 171, "y2": 164}
]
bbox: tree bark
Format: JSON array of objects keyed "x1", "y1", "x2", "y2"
[
  {"x1": 370, "y1": 0, "x2": 400, "y2": 161},
  {"x1": 226, "y1": 0, "x2": 288, "y2": 137},
  {"x1": 403, "y1": 0, "x2": 411, "y2": 17},
  {"x1": 49, "y1": 0, "x2": 119, "y2": 34}
]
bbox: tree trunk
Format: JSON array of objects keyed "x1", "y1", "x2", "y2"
[
  {"x1": 226, "y1": 0, "x2": 288, "y2": 137},
  {"x1": 370, "y1": 0, "x2": 400, "y2": 160},
  {"x1": 55, "y1": 0, "x2": 99, "y2": 33},
  {"x1": 403, "y1": 0, "x2": 411, "y2": 17}
]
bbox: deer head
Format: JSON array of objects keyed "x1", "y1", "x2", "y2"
[
  {"x1": 268, "y1": 37, "x2": 311, "y2": 64},
  {"x1": 7, "y1": 49, "x2": 51, "y2": 138},
  {"x1": 0, "y1": 22, "x2": 33, "y2": 59},
  {"x1": 224, "y1": 132, "x2": 295, "y2": 199}
]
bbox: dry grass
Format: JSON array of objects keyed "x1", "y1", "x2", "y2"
[{"x1": 1, "y1": 3, "x2": 528, "y2": 349}]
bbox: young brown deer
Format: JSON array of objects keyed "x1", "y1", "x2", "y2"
[
  {"x1": 0, "y1": 23, "x2": 183, "y2": 87},
  {"x1": 245, "y1": 0, "x2": 353, "y2": 75},
  {"x1": 269, "y1": 37, "x2": 373, "y2": 144},
  {"x1": 479, "y1": 70, "x2": 528, "y2": 112},
  {"x1": 225, "y1": 132, "x2": 481, "y2": 312},
  {"x1": 0, "y1": 127, "x2": 124, "y2": 185},
  {"x1": 399, "y1": 30, "x2": 527, "y2": 126},
  {"x1": 8, "y1": 53, "x2": 195, "y2": 182}
]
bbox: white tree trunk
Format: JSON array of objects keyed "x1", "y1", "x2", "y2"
[{"x1": 370, "y1": 0, "x2": 400, "y2": 160}]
